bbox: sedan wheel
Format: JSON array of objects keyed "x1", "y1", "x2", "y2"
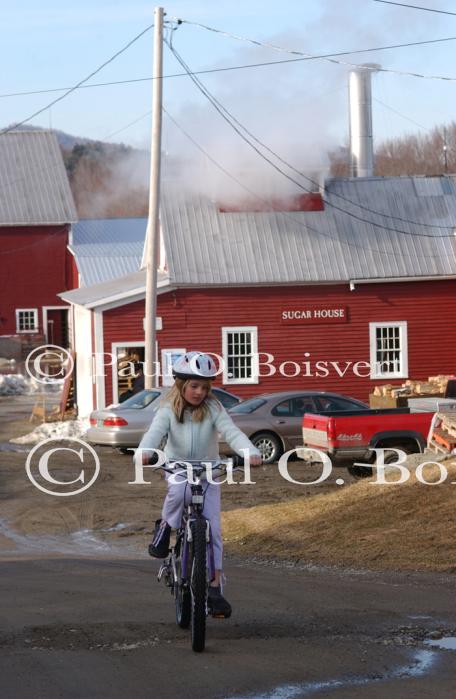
[{"x1": 251, "y1": 432, "x2": 282, "y2": 464}]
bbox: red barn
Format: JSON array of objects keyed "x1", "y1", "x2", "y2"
[
  {"x1": 0, "y1": 131, "x2": 77, "y2": 358},
  {"x1": 60, "y1": 178, "x2": 456, "y2": 417}
]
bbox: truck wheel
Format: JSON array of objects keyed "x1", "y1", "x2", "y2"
[
  {"x1": 347, "y1": 465, "x2": 373, "y2": 479},
  {"x1": 251, "y1": 432, "x2": 282, "y2": 464},
  {"x1": 348, "y1": 447, "x2": 415, "y2": 479}
]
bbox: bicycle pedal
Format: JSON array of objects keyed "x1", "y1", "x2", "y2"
[
  {"x1": 157, "y1": 562, "x2": 169, "y2": 582},
  {"x1": 211, "y1": 611, "x2": 231, "y2": 619}
]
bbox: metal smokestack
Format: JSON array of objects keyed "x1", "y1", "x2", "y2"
[{"x1": 348, "y1": 63, "x2": 380, "y2": 178}]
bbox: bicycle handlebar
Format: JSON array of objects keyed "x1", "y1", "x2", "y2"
[{"x1": 144, "y1": 453, "x2": 247, "y2": 472}]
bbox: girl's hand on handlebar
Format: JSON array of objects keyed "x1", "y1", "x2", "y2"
[{"x1": 250, "y1": 454, "x2": 262, "y2": 466}]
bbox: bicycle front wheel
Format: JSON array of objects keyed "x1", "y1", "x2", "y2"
[
  {"x1": 175, "y1": 555, "x2": 191, "y2": 629},
  {"x1": 190, "y1": 516, "x2": 208, "y2": 653}
]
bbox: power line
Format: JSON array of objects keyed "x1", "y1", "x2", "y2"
[
  {"x1": 167, "y1": 42, "x2": 456, "y2": 237},
  {"x1": 103, "y1": 110, "x2": 151, "y2": 140},
  {"x1": 373, "y1": 97, "x2": 431, "y2": 131},
  {"x1": 372, "y1": 0, "x2": 456, "y2": 16},
  {"x1": 3, "y1": 34, "x2": 456, "y2": 106},
  {"x1": 163, "y1": 107, "x2": 455, "y2": 262},
  {"x1": 171, "y1": 17, "x2": 456, "y2": 82},
  {"x1": 0, "y1": 78, "x2": 153, "y2": 100},
  {"x1": 0, "y1": 24, "x2": 154, "y2": 136}
]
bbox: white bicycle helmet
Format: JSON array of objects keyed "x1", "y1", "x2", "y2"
[{"x1": 172, "y1": 351, "x2": 217, "y2": 380}]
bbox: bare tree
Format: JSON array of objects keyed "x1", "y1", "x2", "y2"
[{"x1": 329, "y1": 122, "x2": 456, "y2": 177}]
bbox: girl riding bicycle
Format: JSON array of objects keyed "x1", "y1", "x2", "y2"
[{"x1": 137, "y1": 351, "x2": 262, "y2": 617}]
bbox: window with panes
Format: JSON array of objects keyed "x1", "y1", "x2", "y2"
[{"x1": 222, "y1": 327, "x2": 258, "y2": 384}]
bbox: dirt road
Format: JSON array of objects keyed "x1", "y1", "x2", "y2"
[{"x1": 1, "y1": 556, "x2": 456, "y2": 698}]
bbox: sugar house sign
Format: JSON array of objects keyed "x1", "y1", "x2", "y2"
[{"x1": 281, "y1": 307, "x2": 348, "y2": 324}]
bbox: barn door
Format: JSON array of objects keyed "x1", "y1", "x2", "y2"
[{"x1": 46, "y1": 308, "x2": 70, "y2": 348}]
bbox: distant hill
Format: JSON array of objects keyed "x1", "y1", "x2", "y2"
[{"x1": 8, "y1": 124, "x2": 151, "y2": 218}]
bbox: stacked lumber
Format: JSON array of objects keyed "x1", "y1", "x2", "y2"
[
  {"x1": 373, "y1": 374, "x2": 453, "y2": 399},
  {"x1": 428, "y1": 412, "x2": 456, "y2": 454}
]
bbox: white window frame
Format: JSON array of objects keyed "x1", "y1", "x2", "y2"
[
  {"x1": 42, "y1": 305, "x2": 70, "y2": 344},
  {"x1": 111, "y1": 342, "x2": 145, "y2": 403},
  {"x1": 369, "y1": 321, "x2": 408, "y2": 379},
  {"x1": 15, "y1": 308, "x2": 38, "y2": 333},
  {"x1": 222, "y1": 326, "x2": 258, "y2": 385}
]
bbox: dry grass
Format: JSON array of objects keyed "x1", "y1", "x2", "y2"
[{"x1": 222, "y1": 460, "x2": 456, "y2": 572}]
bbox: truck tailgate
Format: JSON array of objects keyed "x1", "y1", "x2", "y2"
[{"x1": 302, "y1": 414, "x2": 331, "y2": 449}]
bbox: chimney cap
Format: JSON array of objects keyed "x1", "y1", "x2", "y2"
[{"x1": 353, "y1": 62, "x2": 381, "y2": 73}]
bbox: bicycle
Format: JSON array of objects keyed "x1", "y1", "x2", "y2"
[{"x1": 154, "y1": 457, "x2": 243, "y2": 653}]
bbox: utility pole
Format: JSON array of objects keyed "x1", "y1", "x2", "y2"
[{"x1": 144, "y1": 6, "x2": 164, "y2": 389}]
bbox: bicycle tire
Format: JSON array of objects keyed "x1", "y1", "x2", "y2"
[
  {"x1": 175, "y1": 553, "x2": 191, "y2": 629},
  {"x1": 190, "y1": 516, "x2": 207, "y2": 653}
]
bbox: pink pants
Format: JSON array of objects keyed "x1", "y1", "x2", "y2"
[{"x1": 161, "y1": 475, "x2": 223, "y2": 569}]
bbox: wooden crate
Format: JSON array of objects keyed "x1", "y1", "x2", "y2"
[
  {"x1": 432, "y1": 428, "x2": 456, "y2": 452},
  {"x1": 369, "y1": 393, "x2": 409, "y2": 409}
]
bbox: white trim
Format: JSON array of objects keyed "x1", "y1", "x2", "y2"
[
  {"x1": 352, "y1": 275, "x2": 456, "y2": 285},
  {"x1": 42, "y1": 305, "x2": 70, "y2": 344},
  {"x1": 369, "y1": 321, "x2": 408, "y2": 379},
  {"x1": 15, "y1": 308, "x2": 38, "y2": 333},
  {"x1": 73, "y1": 305, "x2": 93, "y2": 417},
  {"x1": 58, "y1": 278, "x2": 172, "y2": 310},
  {"x1": 161, "y1": 348, "x2": 186, "y2": 387},
  {"x1": 67, "y1": 304, "x2": 75, "y2": 350},
  {"x1": 93, "y1": 310, "x2": 105, "y2": 410},
  {"x1": 87, "y1": 278, "x2": 169, "y2": 308},
  {"x1": 222, "y1": 326, "x2": 258, "y2": 385}
]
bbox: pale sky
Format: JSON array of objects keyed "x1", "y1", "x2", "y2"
[{"x1": 2, "y1": 0, "x2": 455, "y2": 173}]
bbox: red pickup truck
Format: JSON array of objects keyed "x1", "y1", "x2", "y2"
[{"x1": 302, "y1": 408, "x2": 435, "y2": 476}]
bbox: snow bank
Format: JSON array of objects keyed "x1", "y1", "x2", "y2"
[
  {"x1": 10, "y1": 418, "x2": 90, "y2": 445},
  {"x1": 0, "y1": 374, "x2": 29, "y2": 396},
  {"x1": 0, "y1": 373, "x2": 61, "y2": 396}
]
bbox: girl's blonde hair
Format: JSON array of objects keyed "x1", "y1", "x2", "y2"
[{"x1": 166, "y1": 377, "x2": 218, "y2": 422}]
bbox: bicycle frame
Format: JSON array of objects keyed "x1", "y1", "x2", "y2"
[
  {"x1": 155, "y1": 458, "x2": 240, "y2": 651},
  {"x1": 158, "y1": 460, "x2": 231, "y2": 586}
]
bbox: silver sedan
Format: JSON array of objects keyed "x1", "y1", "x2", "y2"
[{"x1": 86, "y1": 387, "x2": 241, "y2": 451}]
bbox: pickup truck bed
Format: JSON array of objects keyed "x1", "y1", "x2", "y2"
[{"x1": 302, "y1": 408, "x2": 434, "y2": 464}]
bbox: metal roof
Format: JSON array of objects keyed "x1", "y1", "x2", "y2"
[
  {"x1": 61, "y1": 176, "x2": 456, "y2": 309},
  {"x1": 71, "y1": 217, "x2": 146, "y2": 286},
  {"x1": 160, "y1": 176, "x2": 456, "y2": 284},
  {"x1": 0, "y1": 131, "x2": 77, "y2": 225},
  {"x1": 59, "y1": 269, "x2": 169, "y2": 308}
]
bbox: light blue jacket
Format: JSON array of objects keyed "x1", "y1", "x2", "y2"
[{"x1": 138, "y1": 399, "x2": 260, "y2": 461}]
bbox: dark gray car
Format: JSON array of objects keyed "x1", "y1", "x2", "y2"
[
  {"x1": 87, "y1": 387, "x2": 241, "y2": 451},
  {"x1": 219, "y1": 391, "x2": 368, "y2": 463}
]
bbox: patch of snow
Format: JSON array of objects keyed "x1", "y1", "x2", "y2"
[
  {"x1": 10, "y1": 418, "x2": 90, "y2": 445},
  {"x1": 226, "y1": 649, "x2": 436, "y2": 698},
  {"x1": 102, "y1": 523, "x2": 130, "y2": 532},
  {"x1": 0, "y1": 374, "x2": 29, "y2": 396},
  {"x1": 0, "y1": 373, "x2": 61, "y2": 396},
  {"x1": 425, "y1": 636, "x2": 456, "y2": 651}
]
